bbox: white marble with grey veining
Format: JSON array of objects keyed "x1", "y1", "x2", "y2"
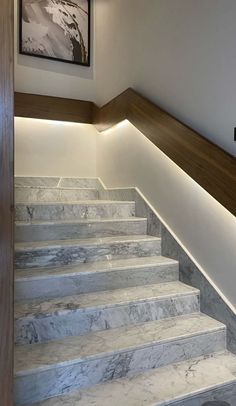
[
  {"x1": 98, "y1": 184, "x2": 162, "y2": 237},
  {"x1": 27, "y1": 351, "x2": 236, "y2": 406},
  {"x1": 15, "y1": 235, "x2": 161, "y2": 269},
  {"x1": 15, "y1": 256, "x2": 179, "y2": 301},
  {"x1": 15, "y1": 186, "x2": 99, "y2": 203},
  {"x1": 14, "y1": 282, "x2": 200, "y2": 345},
  {"x1": 15, "y1": 177, "x2": 101, "y2": 189},
  {"x1": 15, "y1": 201, "x2": 136, "y2": 222},
  {"x1": 15, "y1": 217, "x2": 147, "y2": 243},
  {"x1": 14, "y1": 314, "x2": 226, "y2": 405}
]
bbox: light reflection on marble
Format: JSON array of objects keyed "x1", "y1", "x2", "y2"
[
  {"x1": 14, "y1": 282, "x2": 200, "y2": 344},
  {"x1": 15, "y1": 187, "x2": 99, "y2": 203},
  {"x1": 14, "y1": 315, "x2": 226, "y2": 405},
  {"x1": 15, "y1": 201, "x2": 136, "y2": 222},
  {"x1": 15, "y1": 256, "x2": 179, "y2": 301},
  {"x1": 15, "y1": 235, "x2": 161, "y2": 269},
  {"x1": 15, "y1": 218, "x2": 147, "y2": 243},
  {"x1": 28, "y1": 352, "x2": 236, "y2": 406}
]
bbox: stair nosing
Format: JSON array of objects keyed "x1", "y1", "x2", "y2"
[
  {"x1": 15, "y1": 234, "x2": 161, "y2": 251},
  {"x1": 15, "y1": 217, "x2": 147, "y2": 226},
  {"x1": 15, "y1": 256, "x2": 178, "y2": 281},
  {"x1": 14, "y1": 313, "x2": 225, "y2": 377},
  {"x1": 14, "y1": 282, "x2": 199, "y2": 320}
]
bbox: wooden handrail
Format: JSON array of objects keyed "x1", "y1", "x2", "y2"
[
  {"x1": 93, "y1": 88, "x2": 236, "y2": 217},
  {"x1": 15, "y1": 89, "x2": 236, "y2": 216}
]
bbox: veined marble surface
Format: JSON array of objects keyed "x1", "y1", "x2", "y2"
[
  {"x1": 15, "y1": 177, "x2": 101, "y2": 189},
  {"x1": 14, "y1": 315, "x2": 226, "y2": 405},
  {"x1": 15, "y1": 235, "x2": 161, "y2": 269},
  {"x1": 15, "y1": 217, "x2": 147, "y2": 243},
  {"x1": 28, "y1": 352, "x2": 236, "y2": 406},
  {"x1": 15, "y1": 187, "x2": 99, "y2": 203},
  {"x1": 15, "y1": 256, "x2": 179, "y2": 301},
  {"x1": 15, "y1": 201, "x2": 136, "y2": 222},
  {"x1": 15, "y1": 313, "x2": 225, "y2": 374},
  {"x1": 98, "y1": 186, "x2": 162, "y2": 237},
  {"x1": 99, "y1": 181, "x2": 236, "y2": 356},
  {"x1": 161, "y1": 226, "x2": 236, "y2": 355},
  {"x1": 14, "y1": 282, "x2": 200, "y2": 344}
]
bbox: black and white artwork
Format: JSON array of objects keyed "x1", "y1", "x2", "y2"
[{"x1": 20, "y1": 0, "x2": 90, "y2": 66}]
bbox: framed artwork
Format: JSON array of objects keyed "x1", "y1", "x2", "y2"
[{"x1": 19, "y1": 0, "x2": 90, "y2": 66}]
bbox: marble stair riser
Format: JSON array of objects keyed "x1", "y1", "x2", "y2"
[
  {"x1": 15, "y1": 239, "x2": 161, "y2": 269},
  {"x1": 15, "y1": 187, "x2": 99, "y2": 203},
  {"x1": 15, "y1": 202, "x2": 135, "y2": 222},
  {"x1": 15, "y1": 263, "x2": 179, "y2": 301},
  {"x1": 25, "y1": 352, "x2": 236, "y2": 406},
  {"x1": 14, "y1": 329, "x2": 226, "y2": 406},
  {"x1": 15, "y1": 294, "x2": 199, "y2": 345},
  {"x1": 15, "y1": 219, "x2": 147, "y2": 243},
  {"x1": 15, "y1": 177, "x2": 101, "y2": 189}
]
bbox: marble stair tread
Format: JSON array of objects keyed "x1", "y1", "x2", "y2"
[
  {"x1": 15, "y1": 217, "x2": 147, "y2": 226},
  {"x1": 14, "y1": 313, "x2": 225, "y2": 376},
  {"x1": 15, "y1": 187, "x2": 99, "y2": 203},
  {"x1": 16, "y1": 200, "x2": 134, "y2": 206},
  {"x1": 15, "y1": 281, "x2": 198, "y2": 320},
  {"x1": 28, "y1": 351, "x2": 236, "y2": 406},
  {"x1": 15, "y1": 217, "x2": 148, "y2": 243},
  {"x1": 15, "y1": 256, "x2": 178, "y2": 280},
  {"x1": 15, "y1": 256, "x2": 179, "y2": 301},
  {"x1": 15, "y1": 235, "x2": 161, "y2": 251}
]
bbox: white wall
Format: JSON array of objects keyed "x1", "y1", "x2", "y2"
[
  {"x1": 95, "y1": 0, "x2": 236, "y2": 156},
  {"x1": 15, "y1": 0, "x2": 236, "y2": 154},
  {"x1": 97, "y1": 121, "x2": 236, "y2": 308},
  {"x1": 14, "y1": 0, "x2": 95, "y2": 101},
  {"x1": 15, "y1": 117, "x2": 97, "y2": 177}
]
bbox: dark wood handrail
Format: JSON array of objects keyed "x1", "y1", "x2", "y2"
[
  {"x1": 93, "y1": 88, "x2": 236, "y2": 217},
  {"x1": 15, "y1": 89, "x2": 236, "y2": 216}
]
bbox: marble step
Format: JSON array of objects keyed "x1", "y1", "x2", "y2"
[
  {"x1": 15, "y1": 200, "x2": 135, "y2": 222},
  {"x1": 14, "y1": 281, "x2": 200, "y2": 345},
  {"x1": 28, "y1": 351, "x2": 236, "y2": 406},
  {"x1": 15, "y1": 235, "x2": 161, "y2": 270},
  {"x1": 15, "y1": 186, "x2": 99, "y2": 203},
  {"x1": 14, "y1": 313, "x2": 226, "y2": 406},
  {"x1": 15, "y1": 256, "x2": 179, "y2": 301},
  {"x1": 15, "y1": 217, "x2": 147, "y2": 243},
  {"x1": 15, "y1": 177, "x2": 101, "y2": 189}
]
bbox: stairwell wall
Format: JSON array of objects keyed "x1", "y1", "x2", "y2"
[
  {"x1": 15, "y1": 117, "x2": 97, "y2": 177},
  {"x1": 97, "y1": 120, "x2": 236, "y2": 309},
  {"x1": 95, "y1": 0, "x2": 236, "y2": 156}
]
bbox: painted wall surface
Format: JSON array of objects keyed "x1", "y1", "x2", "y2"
[
  {"x1": 15, "y1": 117, "x2": 97, "y2": 177},
  {"x1": 95, "y1": 0, "x2": 236, "y2": 156},
  {"x1": 14, "y1": 0, "x2": 95, "y2": 101},
  {"x1": 97, "y1": 121, "x2": 236, "y2": 307}
]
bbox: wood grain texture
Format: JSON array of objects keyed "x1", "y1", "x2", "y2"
[
  {"x1": 15, "y1": 92, "x2": 94, "y2": 123},
  {"x1": 94, "y1": 88, "x2": 236, "y2": 217},
  {"x1": 0, "y1": 0, "x2": 14, "y2": 405}
]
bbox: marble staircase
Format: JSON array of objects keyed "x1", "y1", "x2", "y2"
[{"x1": 14, "y1": 177, "x2": 236, "y2": 406}]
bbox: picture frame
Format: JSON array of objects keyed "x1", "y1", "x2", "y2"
[{"x1": 19, "y1": 0, "x2": 91, "y2": 66}]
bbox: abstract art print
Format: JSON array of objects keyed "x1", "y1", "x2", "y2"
[{"x1": 20, "y1": 0, "x2": 90, "y2": 66}]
